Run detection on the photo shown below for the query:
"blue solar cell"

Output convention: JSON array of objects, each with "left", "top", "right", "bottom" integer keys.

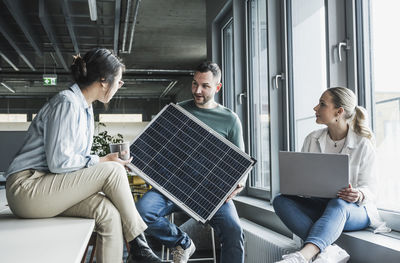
[{"left": 129, "top": 104, "right": 255, "bottom": 223}]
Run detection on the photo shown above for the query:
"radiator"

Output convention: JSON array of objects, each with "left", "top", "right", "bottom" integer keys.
[{"left": 241, "top": 218, "right": 299, "bottom": 263}]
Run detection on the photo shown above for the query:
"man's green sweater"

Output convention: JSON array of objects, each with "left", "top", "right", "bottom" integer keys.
[{"left": 178, "top": 99, "right": 247, "bottom": 185}]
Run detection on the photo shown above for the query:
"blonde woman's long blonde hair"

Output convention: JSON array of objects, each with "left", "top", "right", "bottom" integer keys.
[{"left": 327, "top": 87, "right": 373, "bottom": 140}]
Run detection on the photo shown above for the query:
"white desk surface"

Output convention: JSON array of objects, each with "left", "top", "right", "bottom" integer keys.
[
  {"left": 0, "top": 188, "right": 6, "bottom": 207},
  {"left": 0, "top": 189, "right": 95, "bottom": 263}
]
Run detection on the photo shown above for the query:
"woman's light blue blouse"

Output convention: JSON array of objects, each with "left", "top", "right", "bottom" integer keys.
[{"left": 5, "top": 84, "right": 99, "bottom": 178}]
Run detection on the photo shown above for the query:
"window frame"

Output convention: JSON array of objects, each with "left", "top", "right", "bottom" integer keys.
[
  {"left": 221, "top": 16, "right": 235, "bottom": 111},
  {"left": 355, "top": 0, "right": 400, "bottom": 232},
  {"left": 245, "top": 0, "right": 272, "bottom": 200},
  {"left": 244, "top": 0, "right": 285, "bottom": 201}
]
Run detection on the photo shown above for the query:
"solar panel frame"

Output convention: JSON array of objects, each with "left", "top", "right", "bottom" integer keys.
[{"left": 128, "top": 103, "right": 256, "bottom": 223}]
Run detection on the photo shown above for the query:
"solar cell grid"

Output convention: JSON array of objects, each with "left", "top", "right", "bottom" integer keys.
[{"left": 129, "top": 103, "right": 255, "bottom": 223}]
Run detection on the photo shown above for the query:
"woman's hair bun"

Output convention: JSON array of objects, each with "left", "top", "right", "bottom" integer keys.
[
  {"left": 71, "top": 54, "right": 87, "bottom": 82},
  {"left": 70, "top": 48, "right": 124, "bottom": 89}
]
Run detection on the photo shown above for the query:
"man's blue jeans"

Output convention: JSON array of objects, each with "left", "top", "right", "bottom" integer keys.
[
  {"left": 273, "top": 195, "right": 370, "bottom": 251},
  {"left": 136, "top": 189, "right": 244, "bottom": 263}
]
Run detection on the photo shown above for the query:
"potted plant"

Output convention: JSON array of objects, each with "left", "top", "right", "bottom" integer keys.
[{"left": 91, "top": 122, "right": 124, "bottom": 157}]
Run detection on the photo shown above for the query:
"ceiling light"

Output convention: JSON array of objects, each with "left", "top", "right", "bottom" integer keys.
[
  {"left": 88, "top": 0, "right": 97, "bottom": 21},
  {"left": 1, "top": 82, "right": 16, "bottom": 93}
]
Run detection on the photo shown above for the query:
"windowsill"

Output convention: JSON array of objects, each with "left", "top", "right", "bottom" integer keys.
[
  {"left": 340, "top": 230, "right": 400, "bottom": 252},
  {"left": 234, "top": 195, "right": 400, "bottom": 258},
  {"left": 234, "top": 195, "right": 274, "bottom": 211}
]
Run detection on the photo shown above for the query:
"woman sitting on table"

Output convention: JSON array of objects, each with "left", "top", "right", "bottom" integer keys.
[
  {"left": 273, "top": 87, "right": 389, "bottom": 263},
  {"left": 5, "top": 48, "right": 160, "bottom": 263}
]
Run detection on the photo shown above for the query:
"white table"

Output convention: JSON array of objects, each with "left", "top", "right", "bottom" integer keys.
[{"left": 0, "top": 189, "right": 95, "bottom": 263}]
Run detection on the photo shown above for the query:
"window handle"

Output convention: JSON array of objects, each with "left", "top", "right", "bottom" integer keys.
[
  {"left": 273, "top": 73, "right": 285, "bottom": 89},
  {"left": 338, "top": 39, "right": 351, "bottom": 62},
  {"left": 238, "top": 92, "right": 247, "bottom": 104}
]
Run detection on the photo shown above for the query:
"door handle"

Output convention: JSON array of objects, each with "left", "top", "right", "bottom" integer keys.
[
  {"left": 273, "top": 73, "right": 285, "bottom": 89},
  {"left": 238, "top": 92, "right": 247, "bottom": 104},
  {"left": 338, "top": 39, "right": 351, "bottom": 62}
]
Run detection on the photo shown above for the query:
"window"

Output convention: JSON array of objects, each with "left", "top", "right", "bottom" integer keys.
[
  {"left": 289, "top": 0, "right": 328, "bottom": 150},
  {"left": 221, "top": 18, "right": 235, "bottom": 111},
  {"left": 367, "top": 0, "right": 400, "bottom": 213},
  {"left": 247, "top": 0, "right": 270, "bottom": 192}
]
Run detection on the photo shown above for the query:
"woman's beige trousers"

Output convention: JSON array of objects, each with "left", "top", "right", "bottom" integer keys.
[{"left": 6, "top": 162, "right": 147, "bottom": 263}]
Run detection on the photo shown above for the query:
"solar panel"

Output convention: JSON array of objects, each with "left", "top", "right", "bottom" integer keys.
[{"left": 128, "top": 103, "right": 256, "bottom": 223}]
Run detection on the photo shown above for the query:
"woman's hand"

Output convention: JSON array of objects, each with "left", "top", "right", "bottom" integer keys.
[
  {"left": 100, "top": 151, "right": 133, "bottom": 166},
  {"left": 337, "top": 184, "right": 363, "bottom": 203}
]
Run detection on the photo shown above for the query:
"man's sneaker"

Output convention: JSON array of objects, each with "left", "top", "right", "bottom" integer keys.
[
  {"left": 171, "top": 241, "right": 196, "bottom": 263},
  {"left": 313, "top": 244, "right": 350, "bottom": 263},
  {"left": 275, "top": 251, "right": 309, "bottom": 263}
]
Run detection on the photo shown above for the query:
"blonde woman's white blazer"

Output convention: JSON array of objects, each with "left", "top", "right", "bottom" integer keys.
[{"left": 301, "top": 127, "right": 389, "bottom": 232}]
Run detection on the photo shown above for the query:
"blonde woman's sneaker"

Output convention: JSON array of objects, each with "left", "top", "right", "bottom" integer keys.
[
  {"left": 313, "top": 244, "right": 350, "bottom": 263},
  {"left": 276, "top": 251, "right": 309, "bottom": 263},
  {"left": 171, "top": 241, "right": 196, "bottom": 263}
]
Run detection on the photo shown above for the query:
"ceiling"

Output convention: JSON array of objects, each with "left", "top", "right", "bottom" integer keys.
[{"left": 0, "top": 0, "right": 207, "bottom": 98}]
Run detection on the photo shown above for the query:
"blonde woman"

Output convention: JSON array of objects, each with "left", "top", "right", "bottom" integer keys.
[{"left": 273, "top": 87, "right": 389, "bottom": 263}]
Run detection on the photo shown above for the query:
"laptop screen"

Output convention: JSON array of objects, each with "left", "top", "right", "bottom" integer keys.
[{"left": 279, "top": 151, "right": 349, "bottom": 198}]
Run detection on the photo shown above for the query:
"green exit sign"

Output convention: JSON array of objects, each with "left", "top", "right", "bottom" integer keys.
[{"left": 43, "top": 74, "right": 57, "bottom": 86}]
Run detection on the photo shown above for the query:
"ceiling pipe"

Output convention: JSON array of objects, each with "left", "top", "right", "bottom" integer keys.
[
  {"left": 125, "top": 69, "right": 194, "bottom": 75},
  {"left": 0, "top": 82, "right": 16, "bottom": 93},
  {"left": 0, "top": 68, "right": 194, "bottom": 76},
  {"left": 3, "top": 0, "right": 43, "bottom": 57},
  {"left": 62, "top": 0, "right": 79, "bottom": 54},
  {"left": 127, "top": 0, "right": 142, "bottom": 54},
  {"left": 0, "top": 95, "right": 167, "bottom": 99},
  {"left": 39, "top": 0, "right": 69, "bottom": 71},
  {"left": 88, "top": 0, "right": 98, "bottom": 21},
  {"left": 113, "top": 0, "right": 122, "bottom": 54},
  {"left": 0, "top": 52, "right": 19, "bottom": 71},
  {"left": 0, "top": 16, "right": 36, "bottom": 71},
  {"left": 124, "top": 78, "right": 173, "bottom": 82},
  {"left": 121, "top": 0, "right": 132, "bottom": 52},
  {"left": 160, "top": 80, "right": 178, "bottom": 98},
  {"left": 50, "top": 53, "right": 59, "bottom": 67}
]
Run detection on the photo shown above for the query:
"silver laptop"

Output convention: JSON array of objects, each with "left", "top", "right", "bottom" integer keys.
[{"left": 279, "top": 151, "right": 349, "bottom": 198}]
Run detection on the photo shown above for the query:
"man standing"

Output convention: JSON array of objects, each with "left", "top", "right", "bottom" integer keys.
[{"left": 130, "top": 61, "right": 246, "bottom": 263}]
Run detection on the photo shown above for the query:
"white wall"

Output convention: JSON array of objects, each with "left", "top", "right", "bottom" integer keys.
[
  {"left": 0, "top": 122, "right": 149, "bottom": 143},
  {"left": 95, "top": 122, "right": 149, "bottom": 143},
  {"left": 0, "top": 123, "right": 30, "bottom": 131}
]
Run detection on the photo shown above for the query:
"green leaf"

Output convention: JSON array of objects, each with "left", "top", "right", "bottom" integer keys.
[{"left": 91, "top": 126, "right": 125, "bottom": 157}]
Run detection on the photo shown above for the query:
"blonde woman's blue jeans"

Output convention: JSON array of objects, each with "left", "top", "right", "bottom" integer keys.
[{"left": 273, "top": 194, "right": 370, "bottom": 251}]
